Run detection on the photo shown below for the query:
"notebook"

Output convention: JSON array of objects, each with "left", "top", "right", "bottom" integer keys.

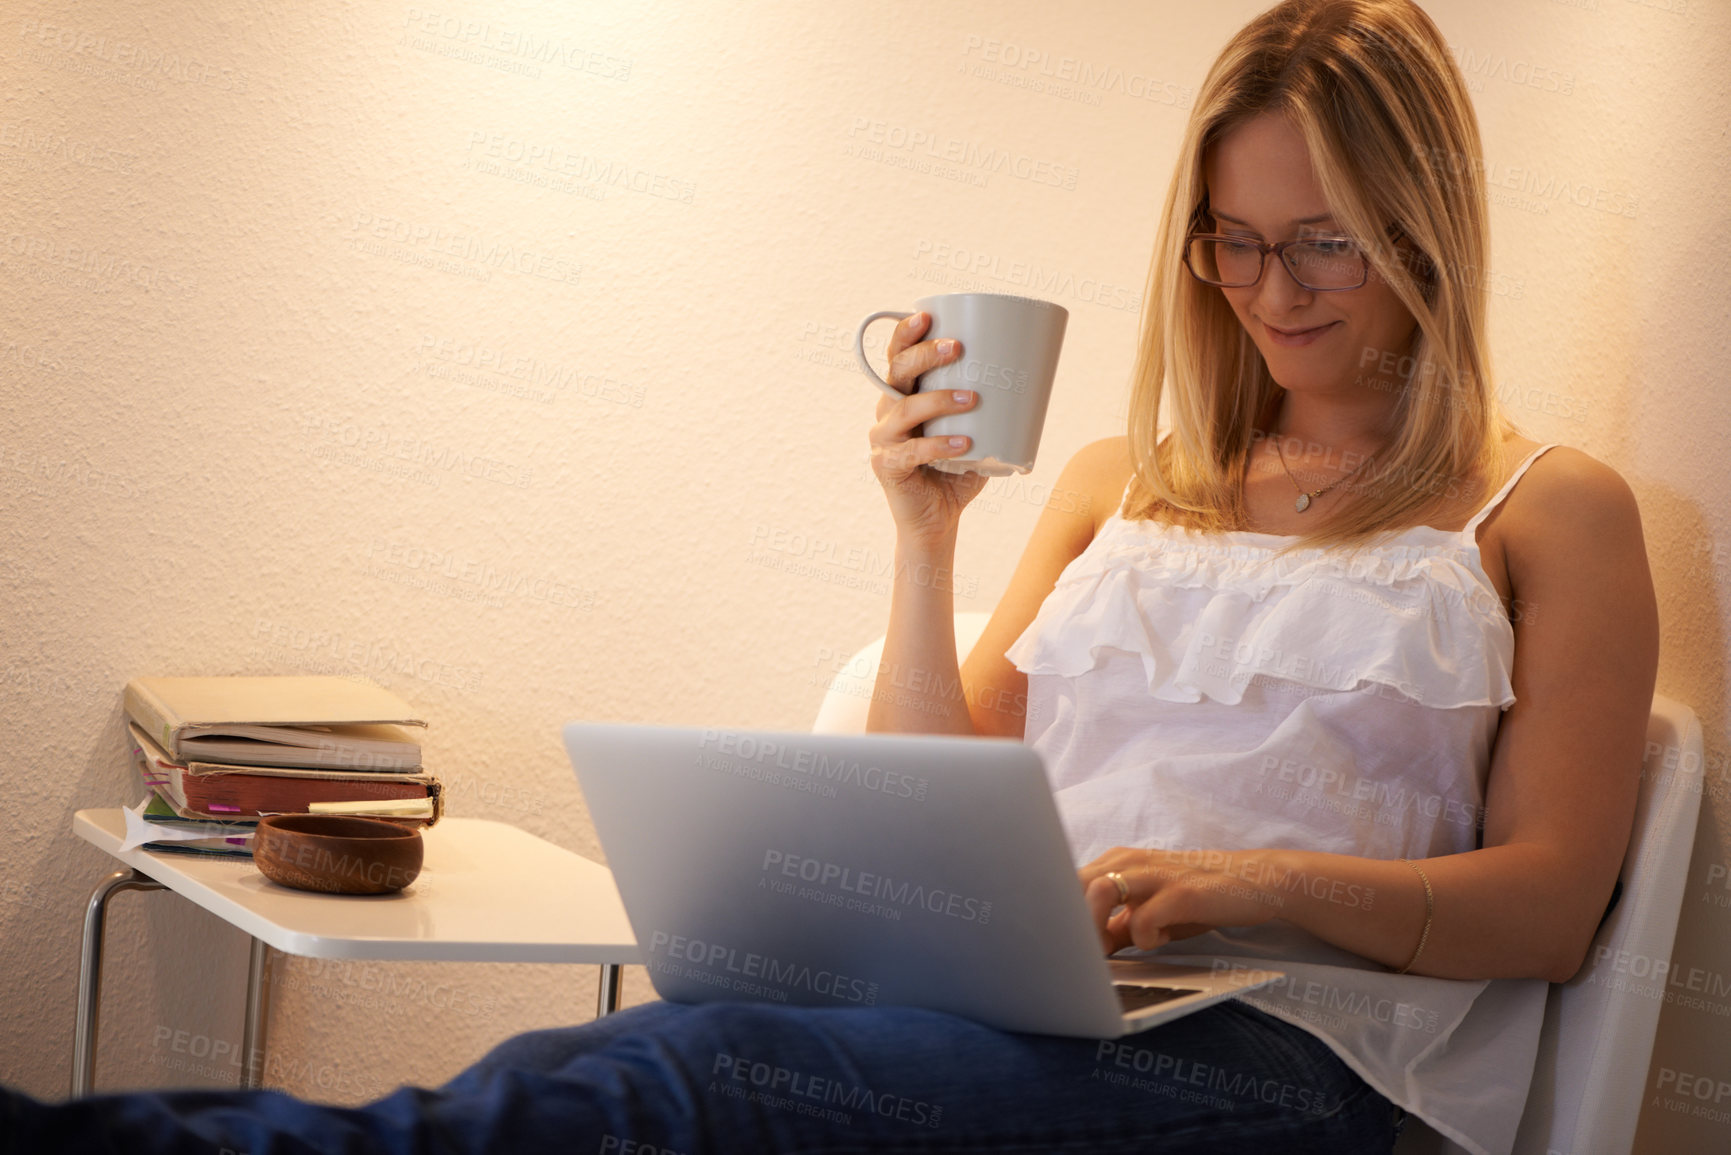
[{"left": 563, "top": 721, "right": 1282, "bottom": 1038}]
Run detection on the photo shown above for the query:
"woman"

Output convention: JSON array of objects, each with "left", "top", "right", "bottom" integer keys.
[
  {"left": 872, "top": 1, "right": 1655, "bottom": 1151},
  {"left": 5, "top": 2, "right": 1655, "bottom": 1153}
]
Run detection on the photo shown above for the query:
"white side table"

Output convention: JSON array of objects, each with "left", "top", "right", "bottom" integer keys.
[{"left": 71, "top": 809, "right": 639, "bottom": 1096}]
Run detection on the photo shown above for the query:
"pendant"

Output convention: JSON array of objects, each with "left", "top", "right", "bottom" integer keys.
[{"left": 1294, "top": 493, "right": 1312, "bottom": 512}]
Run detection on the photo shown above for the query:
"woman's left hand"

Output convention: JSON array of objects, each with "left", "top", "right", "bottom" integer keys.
[{"left": 1079, "top": 847, "right": 1283, "bottom": 956}]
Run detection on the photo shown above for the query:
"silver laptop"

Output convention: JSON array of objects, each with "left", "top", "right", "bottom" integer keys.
[{"left": 563, "top": 722, "right": 1282, "bottom": 1038}]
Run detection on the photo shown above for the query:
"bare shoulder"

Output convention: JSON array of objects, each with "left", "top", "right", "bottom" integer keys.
[
  {"left": 1498, "top": 442, "right": 1647, "bottom": 579},
  {"left": 1057, "top": 435, "right": 1135, "bottom": 535},
  {"left": 1502, "top": 443, "right": 1642, "bottom": 528}
]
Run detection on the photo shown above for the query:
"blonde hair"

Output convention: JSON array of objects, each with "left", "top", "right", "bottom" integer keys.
[{"left": 1124, "top": 0, "right": 1519, "bottom": 552}]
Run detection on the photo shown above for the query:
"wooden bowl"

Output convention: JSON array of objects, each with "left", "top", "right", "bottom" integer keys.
[{"left": 253, "top": 814, "right": 423, "bottom": 895}]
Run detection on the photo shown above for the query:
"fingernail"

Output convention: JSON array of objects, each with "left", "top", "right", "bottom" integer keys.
[
  {"left": 948, "top": 436, "right": 968, "bottom": 448},
  {"left": 952, "top": 390, "right": 973, "bottom": 404},
  {"left": 938, "top": 339, "right": 956, "bottom": 354}
]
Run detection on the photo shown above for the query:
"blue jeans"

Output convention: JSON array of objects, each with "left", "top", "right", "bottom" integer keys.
[{"left": 3, "top": 998, "right": 1402, "bottom": 1154}]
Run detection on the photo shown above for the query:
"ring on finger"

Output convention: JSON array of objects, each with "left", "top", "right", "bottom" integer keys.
[{"left": 1106, "top": 871, "right": 1131, "bottom": 906}]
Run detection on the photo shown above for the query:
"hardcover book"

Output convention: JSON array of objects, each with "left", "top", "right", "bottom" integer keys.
[
  {"left": 130, "top": 723, "right": 441, "bottom": 825},
  {"left": 123, "top": 675, "right": 426, "bottom": 770}
]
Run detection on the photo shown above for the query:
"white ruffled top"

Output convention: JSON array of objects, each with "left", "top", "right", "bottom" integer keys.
[{"left": 1005, "top": 443, "right": 1558, "bottom": 1155}]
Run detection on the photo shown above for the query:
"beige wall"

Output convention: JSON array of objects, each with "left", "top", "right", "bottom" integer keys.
[{"left": 1, "top": 0, "right": 1725, "bottom": 1147}]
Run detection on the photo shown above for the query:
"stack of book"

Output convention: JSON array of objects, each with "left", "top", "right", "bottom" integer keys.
[{"left": 122, "top": 675, "right": 442, "bottom": 858}]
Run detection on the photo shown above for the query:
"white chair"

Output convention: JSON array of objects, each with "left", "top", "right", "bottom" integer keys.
[
  {"left": 812, "top": 617, "right": 1704, "bottom": 1155},
  {"left": 1499, "top": 693, "right": 1700, "bottom": 1155}
]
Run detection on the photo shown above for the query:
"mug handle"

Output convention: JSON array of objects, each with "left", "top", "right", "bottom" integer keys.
[{"left": 853, "top": 310, "right": 914, "bottom": 400}]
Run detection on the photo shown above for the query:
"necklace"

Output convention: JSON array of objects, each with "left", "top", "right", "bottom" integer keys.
[{"left": 1270, "top": 432, "right": 1380, "bottom": 513}]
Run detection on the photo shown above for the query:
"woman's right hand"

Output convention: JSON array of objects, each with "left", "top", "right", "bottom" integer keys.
[{"left": 869, "top": 311, "right": 990, "bottom": 551}]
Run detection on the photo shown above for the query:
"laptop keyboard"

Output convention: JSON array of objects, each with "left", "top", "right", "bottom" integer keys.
[{"left": 1115, "top": 983, "right": 1205, "bottom": 1013}]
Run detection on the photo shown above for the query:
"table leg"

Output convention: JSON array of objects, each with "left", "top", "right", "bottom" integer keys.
[
  {"left": 72, "top": 869, "right": 167, "bottom": 1097},
  {"left": 240, "top": 937, "right": 271, "bottom": 1088},
  {"left": 596, "top": 963, "right": 623, "bottom": 1018}
]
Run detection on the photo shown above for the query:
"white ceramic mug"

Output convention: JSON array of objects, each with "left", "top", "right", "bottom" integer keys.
[{"left": 853, "top": 292, "right": 1068, "bottom": 476}]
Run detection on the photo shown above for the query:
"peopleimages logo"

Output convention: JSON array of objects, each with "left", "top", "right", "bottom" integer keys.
[
  {"left": 1093, "top": 1040, "right": 1334, "bottom": 1114},
  {"left": 710, "top": 1053, "right": 944, "bottom": 1128},
  {"left": 696, "top": 729, "right": 930, "bottom": 801},
  {"left": 760, "top": 850, "right": 993, "bottom": 924},
  {"left": 647, "top": 931, "right": 879, "bottom": 1005},
  {"left": 1211, "top": 961, "right": 1439, "bottom": 1033}
]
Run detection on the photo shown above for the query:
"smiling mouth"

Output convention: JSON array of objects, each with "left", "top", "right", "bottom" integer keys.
[{"left": 1264, "top": 321, "right": 1337, "bottom": 337}]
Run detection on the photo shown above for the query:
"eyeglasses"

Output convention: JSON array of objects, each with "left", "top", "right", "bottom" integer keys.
[{"left": 1184, "top": 232, "right": 1372, "bottom": 292}]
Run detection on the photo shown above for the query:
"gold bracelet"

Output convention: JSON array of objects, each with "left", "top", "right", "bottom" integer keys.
[{"left": 1396, "top": 858, "right": 1433, "bottom": 975}]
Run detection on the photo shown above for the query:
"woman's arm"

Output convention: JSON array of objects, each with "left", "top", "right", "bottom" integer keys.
[
  {"left": 1083, "top": 448, "right": 1660, "bottom": 983},
  {"left": 868, "top": 436, "right": 1127, "bottom": 737}
]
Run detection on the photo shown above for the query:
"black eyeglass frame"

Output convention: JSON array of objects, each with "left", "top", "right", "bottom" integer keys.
[{"left": 1182, "top": 231, "right": 1375, "bottom": 293}]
